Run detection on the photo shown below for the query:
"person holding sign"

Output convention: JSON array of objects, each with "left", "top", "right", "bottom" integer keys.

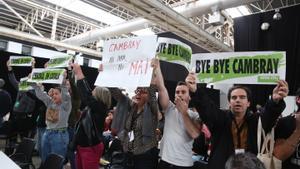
[
  {"left": 71, "top": 63, "right": 111, "bottom": 169},
  {"left": 153, "top": 58, "right": 200, "bottom": 169},
  {"left": 187, "top": 72, "right": 288, "bottom": 169},
  {"left": 273, "top": 88, "right": 300, "bottom": 169},
  {"left": 32, "top": 70, "right": 71, "bottom": 165},
  {"left": 107, "top": 60, "right": 159, "bottom": 169}
]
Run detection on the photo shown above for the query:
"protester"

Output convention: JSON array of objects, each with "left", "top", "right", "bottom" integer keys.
[
  {"left": 0, "top": 78, "right": 12, "bottom": 128},
  {"left": 154, "top": 58, "right": 200, "bottom": 169},
  {"left": 108, "top": 59, "right": 159, "bottom": 169},
  {"left": 187, "top": 71, "right": 288, "bottom": 169},
  {"left": 273, "top": 87, "right": 300, "bottom": 169},
  {"left": 32, "top": 71, "right": 71, "bottom": 163},
  {"left": 71, "top": 63, "right": 111, "bottom": 169}
]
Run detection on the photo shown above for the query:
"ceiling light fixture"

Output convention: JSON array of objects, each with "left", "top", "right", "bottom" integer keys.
[{"left": 273, "top": 9, "right": 282, "bottom": 20}]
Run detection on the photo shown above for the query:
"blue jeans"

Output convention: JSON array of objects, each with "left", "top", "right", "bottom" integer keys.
[
  {"left": 37, "top": 127, "right": 46, "bottom": 158},
  {"left": 67, "top": 127, "right": 76, "bottom": 169},
  {"left": 41, "top": 129, "right": 69, "bottom": 162}
]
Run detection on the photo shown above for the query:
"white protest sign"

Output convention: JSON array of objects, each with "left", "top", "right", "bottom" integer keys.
[
  {"left": 95, "top": 36, "right": 157, "bottom": 88},
  {"left": 0, "top": 151, "right": 21, "bottom": 169},
  {"left": 47, "top": 55, "right": 73, "bottom": 68},
  {"left": 28, "top": 68, "right": 65, "bottom": 84},
  {"left": 157, "top": 37, "right": 192, "bottom": 69},
  {"left": 19, "top": 77, "right": 33, "bottom": 91},
  {"left": 9, "top": 56, "right": 33, "bottom": 67},
  {"left": 191, "top": 51, "right": 286, "bottom": 84}
]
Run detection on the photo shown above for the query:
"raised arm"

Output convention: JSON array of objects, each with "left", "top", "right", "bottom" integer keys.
[
  {"left": 71, "top": 63, "right": 94, "bottom": 107},
  {"left": 32, "top": 83, "right": 52, "bottom": 106},
  {"left": 151, "top": 58, "right": 169, "bottom": 111},
  {"left": 187, "top": 72, "right": 226, "bottom": 132},
  {"left": 261, "top": 80, "right": 288, "bottom": 132},
  {"left": 274, "top": 114, "right": 300, "bottom": 160},
  {"left": 7, "top": 60, "right": 19, "bottom": 91}
]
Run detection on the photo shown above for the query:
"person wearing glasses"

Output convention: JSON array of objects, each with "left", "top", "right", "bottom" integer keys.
[{"left": 107, "top": 61, "right": 159, "bottom": 169}]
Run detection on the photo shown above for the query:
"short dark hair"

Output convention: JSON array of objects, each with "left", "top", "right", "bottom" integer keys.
[
  {"left": 225, "top": 152, "right": 266, "bottom": 169},
  {"left": 227, "top": 85, "right": 252, "bottom": 102},
  {"left": 176, "top": 81, "right": 187, "bottom": 87}
]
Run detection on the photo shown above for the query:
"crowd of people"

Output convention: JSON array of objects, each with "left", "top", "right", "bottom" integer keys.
[{"left": 0, "top": 57, "right": 299, "bottom": 169}]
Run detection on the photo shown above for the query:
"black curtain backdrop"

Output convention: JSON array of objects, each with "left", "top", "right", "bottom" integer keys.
[{"left": 234, "top": 4, "right": 300, "bottom": 106}]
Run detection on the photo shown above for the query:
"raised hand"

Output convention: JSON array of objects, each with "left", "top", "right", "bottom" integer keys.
[
  {"left": 272, "top": 80, "right": 289, "bottom": 102},
  {"left": 185, "top": 72, "right": 197, "bottom": 92},
  {"left": 175, "top": 96, "right": 188, "bottom": 115},
  {"left": 71, "top": 63, "right": 84, "bottom": 80}
]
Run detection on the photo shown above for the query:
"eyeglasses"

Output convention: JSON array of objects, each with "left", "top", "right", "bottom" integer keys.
[{"left": 135, "top": 88, "right": 148, "bottom": 95}]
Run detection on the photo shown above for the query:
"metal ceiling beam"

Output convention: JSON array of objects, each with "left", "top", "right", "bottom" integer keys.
[
  {"left": 0, "top": 26, "right": 101, "bottom": 58},
  {"left": 62, "top": 0, "right": 258, "bottom": 50},
  {"left": 0, "top": 0, "right": 44, "bottom": 37}
]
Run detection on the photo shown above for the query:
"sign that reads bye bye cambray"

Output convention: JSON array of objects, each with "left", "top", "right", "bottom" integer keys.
[{"left": 191, "top": 51, "right": 286, "bottom": 84}]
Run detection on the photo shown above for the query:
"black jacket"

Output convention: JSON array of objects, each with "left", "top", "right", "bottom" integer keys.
[
  {"left": 75, "top": 78, "right": 107, "bottom": 147},
  {"left": 191, "top": 88, "right": 286, "bottom": 169}
]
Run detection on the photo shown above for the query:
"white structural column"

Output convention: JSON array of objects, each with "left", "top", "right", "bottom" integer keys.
[
  {"left": 62, "top": 0, "right": 259, "bottom": 47},
  {"left": 51, "top": 7, "right": 59, "bottom": 40},
  {"left": 0, "top": 0, "right": 44, "bottom": 37}
]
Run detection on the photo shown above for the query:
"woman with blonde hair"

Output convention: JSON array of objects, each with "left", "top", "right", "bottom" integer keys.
[{"left": 71, "top": 63, "right": 111, "bottom": 169}]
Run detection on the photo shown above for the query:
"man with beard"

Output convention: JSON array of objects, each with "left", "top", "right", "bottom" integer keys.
[{"left": 274, "top": 88, "right": 300, "bottom": 169}]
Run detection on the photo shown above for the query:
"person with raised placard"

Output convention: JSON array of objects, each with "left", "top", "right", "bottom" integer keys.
[
  {"left": 32, "top": 68, "right": 71, "bottom": 165},
  {"left": 273, "top": 88, "right": 300, "bottom": 169},
  {"left": 187, "top": 72, "right": 288, "bottom": 169},
  {"left": 106, "top": 59, "right": 159, "bottom": 169}
]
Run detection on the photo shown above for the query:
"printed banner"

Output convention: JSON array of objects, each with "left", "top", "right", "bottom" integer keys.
[
  {"left": 95, "top": 36, "right": 157, "bottom": 89},
  {"left": 9, "top": 56, "right": 33, "bottom": 66},
  {"left": 19, "top": 77, "right": 33, "bottom": 91},
  {"left": 47, "top": 55, "right": 73, "bottom": 68},
  {"left": 191, "top": 51, "right": 286, "bottom": 84},
  {"left": 28, "top": 68, "right": 65, "bottom": 84},
  {"left": 156, "top": 37, "right": 192, "bottom": 69}
]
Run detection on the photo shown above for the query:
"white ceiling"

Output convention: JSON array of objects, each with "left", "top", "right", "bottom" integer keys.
[{"left": 0, "top": 0, "right": 299, "bottom": 57}]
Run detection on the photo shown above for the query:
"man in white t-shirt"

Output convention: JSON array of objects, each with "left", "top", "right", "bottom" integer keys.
[{"left": 152, "top": 59, "right": 200, "bottom": 169}]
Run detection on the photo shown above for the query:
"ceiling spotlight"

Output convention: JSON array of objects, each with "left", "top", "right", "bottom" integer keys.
[
  {"left": 273, "top": 9, "right": 282, "bottom": 20},
  {"left": 261, "top": 22, "right": 270, "bottom": 31}
]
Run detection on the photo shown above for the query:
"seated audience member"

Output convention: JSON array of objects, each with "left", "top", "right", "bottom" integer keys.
[
  {"left": 225, "top": 152, "right": 266, "bottom": 169},
  {"left": 273, "top": 87, "right": 300, "bottom": 169},
  {"left": 187, "top": 71, "right": 288, "bottom": 169},
  {"left": 154, "top": 59, "right": 200, "bottom": 169}
]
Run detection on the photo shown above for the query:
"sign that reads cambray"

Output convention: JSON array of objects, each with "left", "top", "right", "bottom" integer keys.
[
  {"left": 47, "top": 55, "right": 73, "bottom": 68},
  {"left": 95, "top": 35, "right": 157, "bottom": 89},
  {"left": 191, "top": 51, "right": 286, "bottom": 84},
  {"left": 9, "top": 56, "right": 33, "bottom": 66},
  {"left": 156, "top": 37, "right": 192, "bottom": 69},
  {"left": 28, "top": 68, "right": 65, "bottom": 84},
  {"left": 19, "top": 77, "right": 33, "bottom": 91}
]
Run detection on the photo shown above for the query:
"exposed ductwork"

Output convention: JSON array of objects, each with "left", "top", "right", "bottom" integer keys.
[
  {"left": 0, "top": 26, "right": 101, "bottom": 57},
  {"left": 62, "top": 0, "right": 259, "bottom": 47}
]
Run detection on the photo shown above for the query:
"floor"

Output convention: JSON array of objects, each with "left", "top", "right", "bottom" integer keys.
[{"left": 0, "top": 137, "right": 104, "bottom": 169}]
